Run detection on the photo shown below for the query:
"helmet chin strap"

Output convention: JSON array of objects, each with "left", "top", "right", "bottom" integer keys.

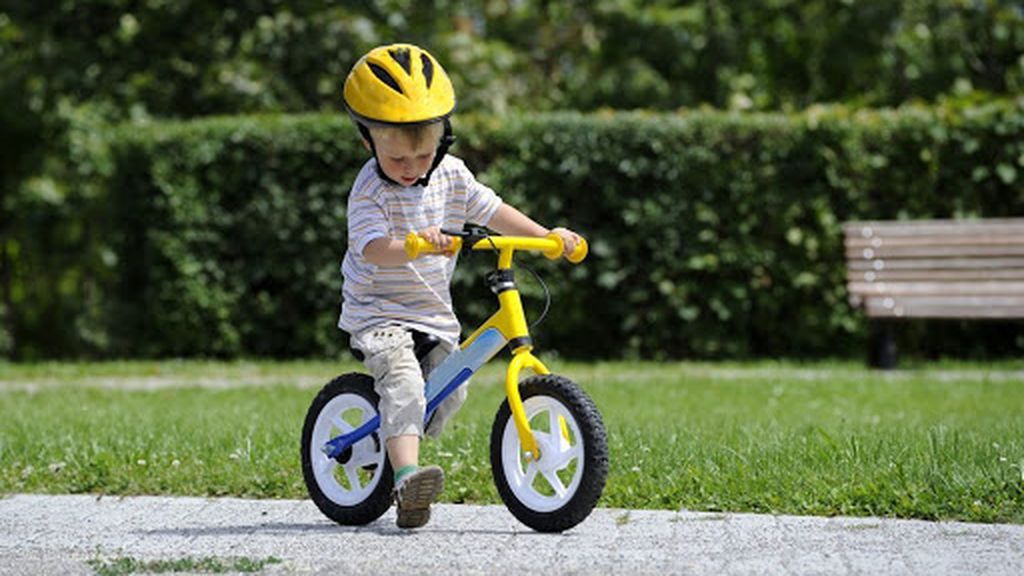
[{"left": 358, "top": 119, "right": 456, "bottom": 188}]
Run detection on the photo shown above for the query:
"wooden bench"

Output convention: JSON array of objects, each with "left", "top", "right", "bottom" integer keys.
[{"left": 842, "top": 218, "right": 1024, "bottom": 368}]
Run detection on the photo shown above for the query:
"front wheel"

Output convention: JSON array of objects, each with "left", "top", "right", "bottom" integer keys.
[
  {"left": 490, "top": 374, "right": 609, "bottom": 532},
  {"left": 300, "top": 373, "right": 393, "bottom": 526}
]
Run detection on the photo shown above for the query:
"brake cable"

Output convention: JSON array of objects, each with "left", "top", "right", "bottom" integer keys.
[{"left": 443, "top": 226, "right": 552, "bottom": 331}]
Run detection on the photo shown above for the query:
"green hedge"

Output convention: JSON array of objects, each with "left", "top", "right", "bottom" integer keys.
[
  {"left": 34, "top": 99, "right": 1024, "bottom": 359},
  {"left": 472, "top": 101, "right": 1024, "bottom": 359},
  {"left": 98, "top": 115, "right": 365, "bottom": 358}
]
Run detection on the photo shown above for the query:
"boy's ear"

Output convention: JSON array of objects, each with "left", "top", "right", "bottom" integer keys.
[{"left": 361, "top": 137, "right": 372, "bottom": 152}]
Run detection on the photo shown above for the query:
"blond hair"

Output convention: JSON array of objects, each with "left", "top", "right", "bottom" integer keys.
[{"left": 368, "top": 122, "right": 444, "bottom": 150}]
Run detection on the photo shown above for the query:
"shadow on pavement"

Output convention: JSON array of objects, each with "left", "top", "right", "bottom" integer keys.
[{"left": 134, "top": 521, "right": 569, "bottom": 538}]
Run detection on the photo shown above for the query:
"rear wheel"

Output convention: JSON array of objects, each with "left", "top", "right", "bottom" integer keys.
[
  {"left": 490, "top": 374, "right": 608, "bottom": 532},
  {"left": 300, "top": 373, "right": 393, "bottom": 525}
]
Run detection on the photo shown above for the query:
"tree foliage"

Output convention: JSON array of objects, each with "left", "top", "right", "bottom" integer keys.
[
  {"left": 1, "top": 1, "right": 1021, "bottom": 358},
  {"left": 2, "top": 1, "right": 1021, "bottom": 120}
]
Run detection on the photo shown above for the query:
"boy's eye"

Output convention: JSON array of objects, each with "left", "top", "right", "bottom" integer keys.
[{"left": 417, "top": 153, "right": 431, "bottom": 160}]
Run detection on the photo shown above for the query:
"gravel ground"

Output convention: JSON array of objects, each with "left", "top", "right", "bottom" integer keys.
[{"left": 1, "top": 494, "right": 1022, "bottom": 575}]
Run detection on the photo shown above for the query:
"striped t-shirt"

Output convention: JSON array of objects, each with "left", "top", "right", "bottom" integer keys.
[{"left": 338, "top": 155, "right": 503, "bottom": 345}]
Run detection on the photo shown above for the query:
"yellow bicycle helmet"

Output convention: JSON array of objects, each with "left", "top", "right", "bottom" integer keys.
[
  {"left": 343, "top": 43, "right": 458, "bottom": 187},
  {"left": 343, "top": 43, "right": 456, "bottom": 125}
]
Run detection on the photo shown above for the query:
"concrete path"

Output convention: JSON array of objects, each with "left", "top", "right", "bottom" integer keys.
[{"left": 1, "top": 494, "right": 1022, "bottom": 575}]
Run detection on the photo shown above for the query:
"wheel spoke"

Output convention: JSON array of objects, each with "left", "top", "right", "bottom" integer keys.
[
  {"left": 522, "top": 461, "right": 539, "bottom": 490},
  {"left": 546, "top": 407, "right": 575, "bottom": 450},
  {"left": 532, "top": 429, "right": 552, "bottom": 449},
  {"left": 348, "top": 454, "right": 377, "bottom": 469},
  {"left": 344, "top": 464, "right": 363, "bottom": 491},
  {"left": 349, "top": 442, "right": 380, "bottom": 469},
  {"left": 560, "top": 418, "right": 574, "bottom": 452},
  {"left": 331, "top": 415, "right": 353, "bottom": 434},
  {"left": 552, "top": 443, "right": 582, "bottom": 472},
  {"left": 547, "top": 409, "right": 560, "bottom": 439},
  {"left": 316, "top": 454, "right": 336, "bottom": 477},
  {"left": 542, "top": 470, "right": 568, "bottom": 498}
]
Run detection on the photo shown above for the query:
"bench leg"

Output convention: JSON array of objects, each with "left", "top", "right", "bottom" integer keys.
[{"left": 868, "top": 320, "right": 898, "bottom": 369}]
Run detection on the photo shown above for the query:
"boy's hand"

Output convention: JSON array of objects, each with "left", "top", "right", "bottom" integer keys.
[
  {"left": 550, "top": 227, "right": 583, "bottom": 257},
  {"left": 417, "top": 227, "right": 457, "bottom": 256}
]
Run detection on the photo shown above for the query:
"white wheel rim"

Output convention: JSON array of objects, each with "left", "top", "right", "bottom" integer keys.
[
  {"left": 309, "top": 393, "right": 385, "bottom": 505},
  {"left": 501, "top": 395, "right": 585, "bottom": 513}
]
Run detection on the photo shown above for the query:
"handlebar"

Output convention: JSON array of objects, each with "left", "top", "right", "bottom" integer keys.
[{"left": 404, "top": 231, "right": 588, "bottom": 264}]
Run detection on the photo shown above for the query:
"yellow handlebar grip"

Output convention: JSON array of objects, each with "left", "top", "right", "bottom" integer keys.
[
  {"left": 543, "top": 233, "right": 589, "bottom": 263},
  {"left": 567, "top": 237, "right": 588, "bottom": 264},
  {"left": 542, "top": 234, "right": 564, "bottom": 260},
  {"left": 404, "top": 232, "right": 424, "bottom": 260},
  {"left": 404, "top": 232, "right": 462, "bottom": 260}
]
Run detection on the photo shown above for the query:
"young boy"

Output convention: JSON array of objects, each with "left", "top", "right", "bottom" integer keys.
[{"left": 339, "top": 43, "right": 582, "bottom": 529}]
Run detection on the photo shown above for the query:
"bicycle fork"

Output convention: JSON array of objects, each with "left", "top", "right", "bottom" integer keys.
[{"left": 504, "top": 348, "right": 549, "bottom": 460}]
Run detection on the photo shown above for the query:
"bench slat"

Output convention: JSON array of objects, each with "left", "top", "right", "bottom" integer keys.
[
  {"left": 845, "top": 234, "right": 1024, "bottom": 249},
  {"left": 843, "top": 219, "right": 1024, "bottom": 238},
  {"left": 846, "top": 257, "right": 1024, "bottom": 271},
  {"left": 862, "top": 296, "right": 1024, "bottom": 319},
  {"left": 865, "top": 305, "right": 1024, "bottom": 319},
  {"left": 847, "top": 269, "right": 1024, "bottom": 282},
  {"left": 848, "top": 281, "right": 1024, "bottom": 297},
  {"left": 845, "top": 244, "right": 1024, "bottom": 259}
]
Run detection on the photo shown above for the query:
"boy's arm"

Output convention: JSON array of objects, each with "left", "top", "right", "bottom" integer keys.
[
  {"left": 363, "top": 203, "right": 579, "bottom": 265},
  {"left": 362, "top": 237, "right": 411, "bottom": 267},
  {"left": 487, "top": 204, "right": 549, "bottom": 237},
  {"left": 487, "top": 204, "right": 581, "bottom": 256},
  {"left": 363, "top": 227, "right": 457, "bottom": 266}
]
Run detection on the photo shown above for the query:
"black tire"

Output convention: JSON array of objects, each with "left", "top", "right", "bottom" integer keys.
[
  {"left": 490, "top": 374, "right": 608, "bottom": 532},
  {"left": 300, "top": 373, "right": 394, "bottom": 526}
]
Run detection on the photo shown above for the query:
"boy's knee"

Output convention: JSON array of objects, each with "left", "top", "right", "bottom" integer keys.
[
  {"left": 382, "top": 417, "right": 424, "bottom": 441},
  {"left": 376, "top": 377, "right": 427, "bottom": 440}
]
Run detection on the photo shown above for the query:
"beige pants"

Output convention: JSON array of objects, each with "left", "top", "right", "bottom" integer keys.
[{"left": 351, "top": 326, "right": 468, "bottom": 440}]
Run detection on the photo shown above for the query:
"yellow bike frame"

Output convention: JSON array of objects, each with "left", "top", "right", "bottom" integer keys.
[{"left": 406, "top": 232, "right": 587, "bottom": 460}]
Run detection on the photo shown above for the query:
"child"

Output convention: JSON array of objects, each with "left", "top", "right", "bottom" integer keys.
[{"left": 338, "top": 43, "right": 582, "bottom": 529}]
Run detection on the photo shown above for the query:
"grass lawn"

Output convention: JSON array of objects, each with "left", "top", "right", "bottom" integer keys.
[{"left": 1, "top": 359, "right": 1022, "bottom": 523}]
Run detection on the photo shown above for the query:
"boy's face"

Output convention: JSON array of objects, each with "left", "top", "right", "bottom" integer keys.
[{"left": 367, "top": 129, "right": 440, "bottom": 187}]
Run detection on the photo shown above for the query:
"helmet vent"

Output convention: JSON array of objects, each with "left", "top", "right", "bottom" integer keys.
[
  {"left": 420, "top": 54, "right": 434, "bottom": 88},
  {"left": 368, "top": 62, "right": 403, "bottom": 94},
  {"left": 388, "top": 47, "right": 412, "bottom": 75}
]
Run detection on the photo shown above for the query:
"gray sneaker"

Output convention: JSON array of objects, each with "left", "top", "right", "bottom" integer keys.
[{"left": 394, "top": 465, "right": 445, "bottom": 529}]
